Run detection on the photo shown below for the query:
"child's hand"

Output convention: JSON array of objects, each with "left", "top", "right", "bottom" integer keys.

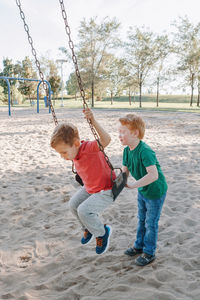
[
  {"left": 125, "top": 183, "right": 136, "bottom": 189},
  {"left": 83, "top": 108, "right": 95, "bottom": 123}
]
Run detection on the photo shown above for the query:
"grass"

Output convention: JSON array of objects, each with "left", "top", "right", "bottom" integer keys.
[
  {"left": 103, "top": 94, "right": 194, "bottom": 103},
  {"left": 1, "top": 95, "right": 200, "bottom": 113}
]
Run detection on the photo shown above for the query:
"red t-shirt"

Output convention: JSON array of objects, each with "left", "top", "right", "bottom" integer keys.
[{"left": 73, "top": 140, "right": 115, "bottom": 194}]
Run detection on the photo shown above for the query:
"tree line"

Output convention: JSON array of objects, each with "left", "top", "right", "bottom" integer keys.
[
  {"left": 0, "top": 57, "right": 61, "bottom": 105},
  {"left": 1, "top": 15, "right": 200, "bottom": 107}
]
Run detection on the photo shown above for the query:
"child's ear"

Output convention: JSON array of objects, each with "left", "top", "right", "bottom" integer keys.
[
  {"left": 74, "top": 139, "right": 81, "bottom": 148},
  {"left": 133, "top": 129, "right": 139, "bottom": 137}
]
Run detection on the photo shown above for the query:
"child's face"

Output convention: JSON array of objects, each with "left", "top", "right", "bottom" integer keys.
[
  {"left": 54, "top": 140, "right": 80, "bottom": 160},
  {"left": 118, "top": 123, "right": 138, "bottom": 146}
]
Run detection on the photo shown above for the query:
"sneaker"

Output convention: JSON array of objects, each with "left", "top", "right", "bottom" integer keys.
[
  {"left": 124, "top": 247, "right": 143, "bottom": 257},
  {"left": 135, "top": 253, "right": 156, "bottom": 266},
  {"left": 81, "top": 229, "right": 93, "bottom": 245},
  {"left": 96, "top": 225, "right": 112, "bottom": 255}
]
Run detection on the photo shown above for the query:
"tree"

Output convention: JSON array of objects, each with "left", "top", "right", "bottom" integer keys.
[
  {"left": 76, "top": 17, "right": 121, "bottom": 107},
  {"left": 103, "top": 55, "right": 127, "bottom": 104},
  {"left": 172, "top": 16, "right": 200, "bottom": 106},
  {"left": 197, "top": 72, "right": 200, "bottom": 107},
  {"left": 18, "top": 57, "right": 38, "bottom": 104},
  {"left": 0, "top": 86, "right": 6, "bottom": 103},
  {"left": 66, "top": 72, "right": 79, "bottom": 100},
  {"left": 0, "top": 58, "right": 16, "bottom": 96},
  {"left": 153, "top": 34, "right": 171, "bottom": 106},
  {"left": 121, "top": 58, "right": 138, "bottom": 105},
  {"left": 47, "top": 60, "right": 61, "bottom": 101},
  {"left": 125, "top": 26, "right": 162, "bottom": 107},
  {"left": 38, "top": 56, "right": 62, "bottom": 102}
]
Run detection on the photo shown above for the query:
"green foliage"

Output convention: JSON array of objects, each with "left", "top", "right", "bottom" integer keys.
[
  {"left": 124, "top": 26, "right": 172, "bottom": 106},
  {"left": 0, "top": 58, "right": 17, "bottom": 94},
  {"left": 66, "top": 72, "right": 79, "bottom": 95},
  {"left": 172, "top": 16, "right": 200, "bottom": 85},
  {"left": 47, "top": 60, "right": 61, "bottom": 96},
  {"left": 77, "top": 17, "right": 121, "bottom": 106},
  {"left": 18, "top": 57, "right": 37, "bottom": 98},
  {"left": 0, "top": 86, "right": 6, "bottom": 103},
  {"left": 48, "top": 75, "right": 61, "bottom": 96}
]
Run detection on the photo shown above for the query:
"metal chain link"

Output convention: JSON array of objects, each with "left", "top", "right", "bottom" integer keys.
[
  {"left": 58, "top": 0, "right": 114, "bottom": 170},
  {"left": 15, "top": 0, "right": 58, "bottom": 126}
]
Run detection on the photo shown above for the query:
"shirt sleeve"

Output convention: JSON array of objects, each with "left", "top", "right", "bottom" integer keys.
[
  {"left": 141, "top": 148, "right": 157, "bottom": 167},
  {"left": 84, "top": 140, "right": 100, "bottom": 153},
  {"left": 122, "top": 148, "right": 128, "bottom": 166}
]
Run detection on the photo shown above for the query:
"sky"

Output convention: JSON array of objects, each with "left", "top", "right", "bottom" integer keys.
[{"left": 0, "top": 0, "right": 200, "bottom": 80}]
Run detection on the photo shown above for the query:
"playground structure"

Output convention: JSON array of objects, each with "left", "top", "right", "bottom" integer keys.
[{"left": 0, "top": 76, "right": 52, "bottom": 116}]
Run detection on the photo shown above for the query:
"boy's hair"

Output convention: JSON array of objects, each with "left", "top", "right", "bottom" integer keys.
[
  {"left": 50, "top": 123, "right": 80, "bottom": 148},
  {"left": 119, "top": 114, "right": 145, "bottom": 139}
]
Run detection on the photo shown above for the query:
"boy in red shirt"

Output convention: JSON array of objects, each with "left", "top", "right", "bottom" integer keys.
[{"left": 50, "top": 108, "right": 115, "bottom": 255}]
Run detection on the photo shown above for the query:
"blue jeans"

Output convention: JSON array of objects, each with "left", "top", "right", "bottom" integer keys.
[{"left": 134, "top": 191, "right": 166, "bottom": 256}]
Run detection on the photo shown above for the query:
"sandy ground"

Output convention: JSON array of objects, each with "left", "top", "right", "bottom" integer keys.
[{"left": 0, "top": 106, "right": 200, "bottom": 300}]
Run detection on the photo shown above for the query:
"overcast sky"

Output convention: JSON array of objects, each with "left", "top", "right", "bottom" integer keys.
[{"left": 0, "top": 0, "right": 200, "bottom": 76}]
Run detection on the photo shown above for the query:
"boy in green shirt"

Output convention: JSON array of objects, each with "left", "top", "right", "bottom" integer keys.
[{"left": 119, "top": 114, "right": 167, "bottom": 266}]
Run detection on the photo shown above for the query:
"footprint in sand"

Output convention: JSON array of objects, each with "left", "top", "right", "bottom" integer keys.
[
  {"left": 17, "top": 254, "right": 32, "bottom": 268},
  {"left": 35, "top": 240, "right": 49, "bottom": 258},
  {"left": 62, "top": 194, "right": 70, "bottom": 203},
  {"left": 44, "top": 186, "right": 54, "bottom": 192},
  {"left": 184, "top": 218, "right": 197, "bottom": 226}
]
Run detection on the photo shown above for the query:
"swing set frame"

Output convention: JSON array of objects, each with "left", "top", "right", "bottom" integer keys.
[{"left": 0, "top": 76, "right": 52, "bottom": 116}]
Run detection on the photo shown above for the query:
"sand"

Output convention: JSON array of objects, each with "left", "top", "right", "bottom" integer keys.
[{"left": 0, "top": 106, "right": 200, "bottom": 300}]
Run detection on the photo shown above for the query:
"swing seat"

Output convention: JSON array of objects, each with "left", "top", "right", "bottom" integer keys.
[
  {"left": 75, "top": 173, "right": 84, "bottom": 186},
  {"left": 112, "top": 171, "right": 127, "bottom": 201}
]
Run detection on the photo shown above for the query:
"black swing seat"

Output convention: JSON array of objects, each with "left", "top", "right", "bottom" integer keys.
[
  {"left": 112, "top": 171, "right": 127, "bottom": 201},
  {"left": 75, "top": 173, "right": 84, "bottom": 186}
]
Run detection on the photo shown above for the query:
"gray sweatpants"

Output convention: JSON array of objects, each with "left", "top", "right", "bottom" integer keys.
[{"left": 69, "top": 186, "right": 113, "bottom": 237}]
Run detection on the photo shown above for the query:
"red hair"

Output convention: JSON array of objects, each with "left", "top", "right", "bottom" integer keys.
[{"left": 119, "top": 114, "right": 145, "bottom": 139}]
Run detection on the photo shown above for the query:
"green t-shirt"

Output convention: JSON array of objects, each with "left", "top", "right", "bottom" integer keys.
[{"left": 123, "top": 141, "right": 168, "bottom": 200}]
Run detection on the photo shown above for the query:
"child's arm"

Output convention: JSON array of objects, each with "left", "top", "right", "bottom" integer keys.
[
  {"left": 83, "top": 108, "right": 111, "bottom": 148},
  {"left": 126, "top": 165, "right": 158, "bottom": 189}
]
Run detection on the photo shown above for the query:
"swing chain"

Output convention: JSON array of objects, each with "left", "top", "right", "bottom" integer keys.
[
  {"left": 59, "top": 0, "right": 114, "bottom": 171},
  {"left": 15, "top": 0, "right": 58, "bottom": 126}
]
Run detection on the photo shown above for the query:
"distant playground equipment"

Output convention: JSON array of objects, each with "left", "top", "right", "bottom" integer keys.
[{"left": 0, "top": 76, "right": 52, "bottom": 116}]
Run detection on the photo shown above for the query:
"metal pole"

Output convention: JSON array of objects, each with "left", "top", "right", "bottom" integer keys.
[
  {"left": 60, "top": 62, "right": 64, "bottom": 107},
  {"left": 37, "top": 81, "right": 40, "bottom": 113},
  {"left": 7, "top": 79, "right": 11, "bottom": 116},
  {"left": 44, "top": 80, "right": 52, "bottom": 114}
]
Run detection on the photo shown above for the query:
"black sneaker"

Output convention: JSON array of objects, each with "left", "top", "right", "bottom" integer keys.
[
  {"left": 135, "top": 253, "right": 156, "bottom": 266},
  {"left": 96, "top": 225, "right": 112, "bottom": 255},
  {"left": 81, "top": 229, "right": 93, "bottom": 245},
  {"left": 124, "top": 247, "right": 143, "bottom": 257}
]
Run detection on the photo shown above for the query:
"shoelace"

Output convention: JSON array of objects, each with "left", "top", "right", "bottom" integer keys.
[{"left": 96, "top": 237, "right": 103, "bottom": 247}]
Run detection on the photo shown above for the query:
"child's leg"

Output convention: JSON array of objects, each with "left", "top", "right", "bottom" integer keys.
[
  {"left": 69, "top": 186, "right": 90, "bottom": 230},
  {"left": 143, "top": 193, "right": 166, "bottom": 256},
  {"left": 77, "top": 189, "right": 113, "bottom": 237},
  {"left": 134, "top": 192, "right": 146, "bottom": 250}
]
